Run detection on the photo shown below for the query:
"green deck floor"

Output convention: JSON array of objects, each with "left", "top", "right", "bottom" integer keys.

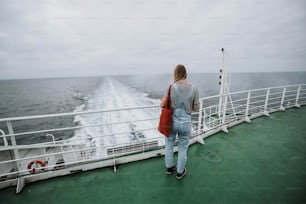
[{"left": 1, "top": 107, "right": 306, "bottom": 204}]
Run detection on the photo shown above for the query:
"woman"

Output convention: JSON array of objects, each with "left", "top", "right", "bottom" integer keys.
[{"left": 160, "top": 64, "right": 199, "bottom": 179}]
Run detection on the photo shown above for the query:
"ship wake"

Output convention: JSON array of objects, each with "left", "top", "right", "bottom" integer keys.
[{"left": 71, "top": 77, "right": 163, "bottom": 157}]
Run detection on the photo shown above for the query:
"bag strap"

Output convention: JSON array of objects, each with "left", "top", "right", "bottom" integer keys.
[
  {"left": 166, "top": 85, "right": 172, "bottom": 109},
  {"left": 172, "top": 84, "right": 181, "bottom": 105},
  {"left": 184, "top": 85, "right": 194, "bottom": 104}
]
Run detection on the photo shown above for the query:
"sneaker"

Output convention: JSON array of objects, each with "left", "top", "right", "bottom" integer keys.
[
  {"left": 176, "top": 168, "right": 187, "bottom": 179},
  {"left": 166, "top": 165, "right": 176, "bottom": 175}
]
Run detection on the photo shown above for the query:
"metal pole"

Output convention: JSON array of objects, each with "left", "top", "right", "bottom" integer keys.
[
  {"left": 197, "top": 99, "right": 203, "bottom": 133},
  {"left": 264, "top": 89, "right": 270, "bottom": 116},
  {"left": 280, "top": 87, "right": 286, "bottom": 111},
  {"left": 0, "top": 129, "right": 8, "bottom": 146},
  {"left": 245, "top": 91, "right": 251, "bottom": 122},
  {"left": 6, "top": 121, "right": 21, "bottom": 172},
  {"left": 46, "top": 133, "right": 55, "bottom": 144},
  {"left": 295, "top": 85, "right": 301, "bottom": 107},
  {"left": 218, "top": 48, "right": 225, "bottom": 118},
  {"left": 221, "top": 94, "right": 229, "bottom": 133},
  {"left": 222, "top": 94, "right": 228, "bottom": 125}
]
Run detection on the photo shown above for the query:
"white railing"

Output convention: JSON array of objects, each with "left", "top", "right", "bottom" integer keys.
[
  {"left": 0, "top": 105, "right": 166, "bottom": 178},
  {"left": 0, "top": 84, "right": 305, "bottom": 188},
  {"left": 196, "top": 84, "right": 306, "bottom": 134}
]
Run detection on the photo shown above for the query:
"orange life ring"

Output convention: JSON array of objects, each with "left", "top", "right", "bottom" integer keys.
[{"left": 27, "top": 160, "right": 46, "bottom": 173}]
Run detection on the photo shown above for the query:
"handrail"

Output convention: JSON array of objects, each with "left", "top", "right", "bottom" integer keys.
[
  {"left": 0, "top": 104, "right": 160, "bottom": 122},
  {"left": 0, "top": 84, "right": 304, "bottom": 123},
  {"left": 225, "top": 84, "right": 305, "bottom": 95},
  {"left": 0, "top": 83, "right": 305, "bottom": 190},
  {"left": 0, "top": 117, "right": 160, "bottom": 138}
]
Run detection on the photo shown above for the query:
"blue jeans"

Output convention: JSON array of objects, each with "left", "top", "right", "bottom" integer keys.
[{"left": 165, "top": 108, "right": 191, "bottom": 174}]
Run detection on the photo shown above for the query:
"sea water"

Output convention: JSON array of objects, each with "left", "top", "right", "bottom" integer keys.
[{"left": 0, "top": 72, "right": 305, "bottom": 146}]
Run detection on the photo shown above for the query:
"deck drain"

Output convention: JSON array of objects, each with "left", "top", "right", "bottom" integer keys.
[{"left": 200, "top": 149, "right": 222, "bottom": 163}]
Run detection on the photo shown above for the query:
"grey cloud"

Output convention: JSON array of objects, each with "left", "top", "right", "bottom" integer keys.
[{"left": 0, "top": 0, "right": 305, "bottom": 79}]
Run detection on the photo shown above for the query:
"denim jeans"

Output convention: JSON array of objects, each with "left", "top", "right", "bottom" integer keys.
[{"left": 165, "top": 108, "right": 191, "bottom": 174}]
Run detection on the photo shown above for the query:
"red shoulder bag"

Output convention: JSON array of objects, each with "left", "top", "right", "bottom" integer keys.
[{"left": 158, "top": 85, "right": 172, "bottom": 137}]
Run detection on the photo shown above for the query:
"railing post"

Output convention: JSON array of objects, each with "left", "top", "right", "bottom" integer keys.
[
  {"left": 264, "top": 89, "right": 270, "bottom": 116},
  {"left": 209, "top": 107, "right": 212, "bottom": 127},
  {"left": 245, "top": 91, "right": 251, "bottom": 123},
  {"left": 203, "top": 107, "right": 206, "bottom": 130},
  {"left": 197, "top": 99, "right": 203, "bottom": 133},
  {"left": 196, "top": 100, "right": 205, "bottom": 144},
  {"left": 0, "top": 129, "right": 8, "bottom": 146},
  {"left": 280, "top": 87, "right": 286, "bottom": 111},
  {"left": 218, "top": 93, "right": 223, "bottom": 118},
  {"left": 295, "top": 85, "right": 301, "bottom": 108},
  {"left": 6, "top": 121, "right": 21, "bottom": 173},
  {"left": 46, "top": 133, "right": 55, "bottom": 144},
  {"left": 221, "top": 94, "right": 228, "bottom": 133}
]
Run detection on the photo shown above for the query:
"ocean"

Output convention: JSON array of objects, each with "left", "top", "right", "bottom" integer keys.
[{"left": 0, "top": 72, "right": 305, "bottom": 146}]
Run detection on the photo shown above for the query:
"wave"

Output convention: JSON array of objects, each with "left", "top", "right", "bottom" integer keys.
[{"left": 71, "top": 77, "right": 163, "bottom": 157}]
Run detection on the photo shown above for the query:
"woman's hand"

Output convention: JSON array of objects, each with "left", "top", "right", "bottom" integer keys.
[
  {"left": 192, "top": 104, "right": 199, "bottom": 111},
  {"left": 160, "top": 96, "right": 167, "bottom": 108}
]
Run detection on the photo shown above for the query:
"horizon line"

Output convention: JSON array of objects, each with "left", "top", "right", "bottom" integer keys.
[{"left": 1, "top": 70, "right": 306, "bottom": 81}]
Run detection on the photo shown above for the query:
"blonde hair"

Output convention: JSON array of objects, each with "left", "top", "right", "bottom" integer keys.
[{"left": 173, "top": 64, "right": 187, "bottom": 83}]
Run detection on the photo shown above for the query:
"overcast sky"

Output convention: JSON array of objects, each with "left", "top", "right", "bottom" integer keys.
[{"left": 0, "top": 0, "right": 306, "bottom": 79}]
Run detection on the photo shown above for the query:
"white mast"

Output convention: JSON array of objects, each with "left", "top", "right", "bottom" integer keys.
[
  {"left": 218, "top": 48, "right": 225, "bottom": 118},
  {"left": 218, "top": 48, "right": 236, "bottom": 131}
]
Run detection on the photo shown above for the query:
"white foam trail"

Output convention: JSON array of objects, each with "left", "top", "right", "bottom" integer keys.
[{"left": 72, "top": 77, "right": 163, "bottom": 158}]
